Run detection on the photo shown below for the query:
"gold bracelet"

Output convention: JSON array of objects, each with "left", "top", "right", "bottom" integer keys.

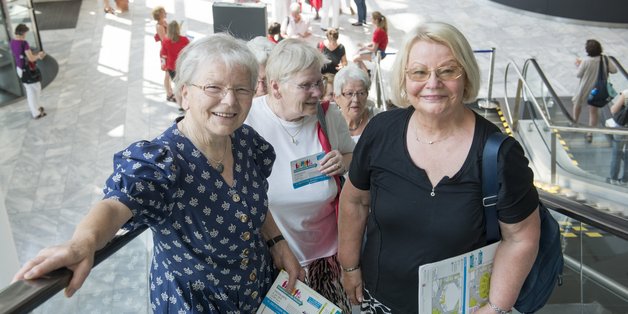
[{"left": 341, "top": 265, "right": 360, "bottom": 272}]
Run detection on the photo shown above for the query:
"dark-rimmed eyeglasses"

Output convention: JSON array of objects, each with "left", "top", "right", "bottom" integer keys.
[{"left": 341, "top": 91, "right": 368, "bottom": 99}]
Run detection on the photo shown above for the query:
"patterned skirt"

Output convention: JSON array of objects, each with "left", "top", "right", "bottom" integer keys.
[{"left": 305, "top": 255, "right": 351, "bottom": 314}]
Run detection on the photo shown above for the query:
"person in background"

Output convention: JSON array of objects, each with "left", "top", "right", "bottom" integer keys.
[
  {"left": 273, "top": 0, "right": 291, "bottom": 26},
  {"left": 572, "top": 39, "right": 617, "bottom": 142},
  {"left": 12, "top": 33, "right": 302, "bottom": 313},
  {"left": 245, "top": 39, "right": 354, "bottom": 314},
  {"left": 161, "top": 20, "right": 190, "bottom": 110},
  {"left": 322, "top": 73, "right": 336, "bottom": 103},
  {"left": 338, "top": 22, "right": 541, "bottom": 313},
  {"left": 352, "top": 0, "right": 366, "bottom": 26},
  {"left": 319, "top": 0, "right": 340, "bottom": 31},
  {"left": 319, "top": 28, "right": 347, "bottom": 75},
  {"left": 334, "top": 63, "right": 377, "bottom": 142},
  {"left": 309, "top": 0, "right": 322, "bottom": 20},
  {"left": 10, "top": 24, "right": 46, "bottom": 119},
  {"left": 152, "top": 6, "right": 175, "bottom": 102},
  {"left": 353, "top": 11, "right": 388, "bottom": 72},
  {"left": 607, "top": 89, "right": 628, "bottom": 185},
  {"left": 247, "top": 36, "right": 276, "bottom": 97},
  {"left": 281, "top": 3, "right": 312, "bottom": 40},
  {"left": 267, "top": 22, "right": 282, "bottom": 44}
]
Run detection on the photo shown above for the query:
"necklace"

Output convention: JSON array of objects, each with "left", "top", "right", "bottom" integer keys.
[
  {"left": 348, "top": 116, "right": 364, "bottom": 131},
  {"left": 414, "top": 128, "right": 451, "bottom": 145},
  {"left": 270, "top": 102, "right": 305, "bottom": 145},
  {"left": 207, "top": 141, "right": 229, "bottom": 174}
]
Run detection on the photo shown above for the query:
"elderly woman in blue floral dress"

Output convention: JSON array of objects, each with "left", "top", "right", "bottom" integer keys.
[{"left": 13, "top": 34, "right": 301, "bottom": 312}]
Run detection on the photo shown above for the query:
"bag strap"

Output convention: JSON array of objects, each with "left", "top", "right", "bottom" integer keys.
[
  {"left": 482, "top": 132, "right": 509, "bottom": 243},
  {"left": 316, "top": 101, "right": 342, "bottom": 217},
  {"left": 20, "top": 41, "right": 28, "bottom": 70}
]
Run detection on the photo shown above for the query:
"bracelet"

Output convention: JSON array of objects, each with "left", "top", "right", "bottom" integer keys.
[
  {"left": 488, "top": 300, "right": 512, "bottom": 314},
  {"left": 266, "top": 235, "right": 285, "bottom": 248},
  {"left": 341, "top": 264, "right": 360, "bottom": 272}
]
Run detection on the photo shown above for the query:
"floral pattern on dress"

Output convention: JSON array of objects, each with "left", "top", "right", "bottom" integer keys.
[{"left": 103, "top": 119, "right": 276, "bottom": 313}]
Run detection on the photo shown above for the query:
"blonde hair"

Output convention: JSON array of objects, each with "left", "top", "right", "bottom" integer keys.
[
  {"left": 151, "top": 6, "right": 165, "bottom": 21},
  {"left": 167, "top": 21, "right": 181, "bottom": 42},
  {"left": 390, "top": 22, "right": 480, "bottom": 108}
]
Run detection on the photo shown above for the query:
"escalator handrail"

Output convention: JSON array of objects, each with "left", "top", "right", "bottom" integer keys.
[
  {"left": 609, "top": 55, "right": 628, "bottom": 80},
  {"left": 540, "top": 190, "right": 628, "bottom": 241},
  {"left": 503, "top": 58, "right": 628, "bottom": 136},
  {"left": 522, "top": 58, "right": 576, "bottom": 123},
  {"left": 0, "top": 226, "right": 148, "bottom": 314}
]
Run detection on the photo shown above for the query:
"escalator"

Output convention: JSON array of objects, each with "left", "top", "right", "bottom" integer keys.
[{"left": 495, "top": 57, "right": 628, "bottom": 313}]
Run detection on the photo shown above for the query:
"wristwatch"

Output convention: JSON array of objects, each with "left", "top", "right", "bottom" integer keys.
[{"left": 266, "top": 235, "right": 285, "bottom": 248}]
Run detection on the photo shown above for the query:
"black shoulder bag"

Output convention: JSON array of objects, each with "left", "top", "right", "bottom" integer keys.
[
  {"left": 482, "top": 132, "right": 564, "bottom": 314},
  {"left": 20, "top": 41, "right": 42, "bottom": 84},
  {"left": 587, "top": 56, "right": 612, "bottom": 108}
]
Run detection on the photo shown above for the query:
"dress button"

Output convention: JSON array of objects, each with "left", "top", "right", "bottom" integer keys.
[
  {"left": 232, "top": 194, "right": 241, "bottom": 202},
  {"left": 241, "top": 231, "right": 251, "bottom": 241},
  {"left": 251, "top": 291, "right": 259, "bottom": 298},
  {"left": 249, "top": 272, "right": 257, "bottom": 281},
  {"left": 240, "top": 214, "right": 248, "bottom": 223},
  {"left": 241, "top": 258, "right": 249, "bottom": 266},
  {"left": 242, "top": 248, "right": 250, "bottom": 256}
]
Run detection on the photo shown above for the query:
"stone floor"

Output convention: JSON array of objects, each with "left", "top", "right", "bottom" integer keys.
[{"left": 1, "top": 0, "right": 627, "bottom": 312}]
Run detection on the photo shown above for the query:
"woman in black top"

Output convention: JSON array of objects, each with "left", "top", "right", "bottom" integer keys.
[
  {"left": 319, "top": 28, "right": 347, "bottom": 75},
  {"left": 338, "top": 22, "right": 541, "bottom": 314}
]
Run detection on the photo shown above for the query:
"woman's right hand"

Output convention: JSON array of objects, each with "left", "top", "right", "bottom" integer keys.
[
  {"left": 269, "top": 241, "right": 305, "bottom": 292},
  {"left": 341, "top": 269, "right": 364, "bottom": 305},
  {"left": 12, "top": 239, "right": 96, "bottom": 298}
]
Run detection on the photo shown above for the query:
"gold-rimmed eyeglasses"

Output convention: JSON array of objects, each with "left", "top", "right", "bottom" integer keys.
[
  {"left": 341, "top": 90, "right": 368, "bottom": 99},
  {"left": 405, "top": 65, "right": 464, "bottom": 82},
  {"left": 190, "top": 84, "right": 255, "bottom": 100}
]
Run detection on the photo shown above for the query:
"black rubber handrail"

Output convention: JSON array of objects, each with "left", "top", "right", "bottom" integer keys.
[
  {"left": 609, "top": 55, "right": 628, "bottom": 80},
  {"left": 0, "top": 226, "right": 148, "bottom": 314},
  {"left": 522, "top": 58, "right": 576, "bottom": 124}
]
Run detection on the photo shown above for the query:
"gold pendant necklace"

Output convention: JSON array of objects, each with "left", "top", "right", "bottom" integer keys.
[
  {"left": 207, "top": 141, "right": 229, "bottom": 174},
  {"left": 270, "top": 101, "right": 305, "bottom": 145},
  {"left": 414, "top": 127, "right": 451, "bottom": 145}
]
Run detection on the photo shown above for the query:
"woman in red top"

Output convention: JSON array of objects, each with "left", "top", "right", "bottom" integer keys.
[
  {"left": 353, "top": 11, "right": 388, "bottom": 72},
  {"left": 152, "top": 6, "right": 174, "bottom": 102},
  {"left": 162, "top": 21, "right": 190, "bottom": 110}
]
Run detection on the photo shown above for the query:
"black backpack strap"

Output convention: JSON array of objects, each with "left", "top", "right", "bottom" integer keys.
[{"left": 482, "top": 132, "right": 509, "bottom": 243}]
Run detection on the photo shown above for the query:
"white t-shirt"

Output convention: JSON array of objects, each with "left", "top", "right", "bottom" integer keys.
[
  {"left": 281, "top": 15, "right": 311, "bottom": 39},
  {"left": 245, "top": 96, "right": 354, "bottom": 265}
]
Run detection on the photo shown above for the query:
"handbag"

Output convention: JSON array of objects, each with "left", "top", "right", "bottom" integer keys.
[
  {"left": 587, "top": 55, "right": 613, "bottom": 108},
  {"left": 482, "top": 132, "right": 564, "bottom": 314},
  {"left": 20, "top": 41, "right": 42, "bottom": 84},
  {"left": 316, "top": 101, "right": 344, "bottom": 218},
  {"left": 613, "top": 104, "right": 628, "bottom": 127}
]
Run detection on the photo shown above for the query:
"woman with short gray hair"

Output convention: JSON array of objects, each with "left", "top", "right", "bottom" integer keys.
[
  {"left": 246, "top": 38, "right": 353, "bottom": 313},
  {"left": 247, "top": 36, "right": 276, "bottom": 96},
  {"left": 14, "top": 33, "right": 297, "bottom": 313},
  {"left": 334, "top": 63, "right": 378, "bottom": 142}
]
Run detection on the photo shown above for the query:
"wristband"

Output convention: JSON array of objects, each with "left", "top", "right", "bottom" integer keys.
[
  {"left": 488, "top": 300, "right": 512, "bottom": 314},
  {"left": 266, "top": 235, "right": 285, "bottom": 248},
  {"left": 341, "top": 265, "right": 360, "bottom": 272}
]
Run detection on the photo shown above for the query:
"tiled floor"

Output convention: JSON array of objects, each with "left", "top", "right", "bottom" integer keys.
[{"left": 1, "top": 0, "right": 627, "bottom": 312}]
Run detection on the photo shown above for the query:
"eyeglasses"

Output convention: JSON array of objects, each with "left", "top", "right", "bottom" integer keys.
[
  {"left": 405, "top": 65, "right": 464, "bottom": 82},
  {"left": 341, "top": 91, "right": 368, "bottom": 99},
  {"left": 290, "top": 80, "right": 324, "bottom": 92},
  {"left": 190, "top": 84, "right": 255, "bottom": 100}
]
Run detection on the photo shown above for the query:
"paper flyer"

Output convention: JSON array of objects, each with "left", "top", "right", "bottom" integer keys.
[
  {"left": 418, "top": 242, "right": 500, "bottom": 314},
  {"left": 290, "top": 152, "right": 331, "bottom": 189},
  {"left": 256, "top": 270, "right": 342, "bottom": 314}
]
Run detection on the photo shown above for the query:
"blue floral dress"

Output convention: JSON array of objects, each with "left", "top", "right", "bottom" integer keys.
[{"left": 103, "top": 118, "right": 276, "bottom": 313}]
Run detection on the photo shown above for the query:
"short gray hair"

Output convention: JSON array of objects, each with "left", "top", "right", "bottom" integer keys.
[
  {"left": 174, "top": 33, "right": 258, "bottom": 98},
  {"left": 390, "top": 22, "right": 480, "bottom": 107},
  {"left": 265, "top": 38, "right": 325, "bottom": 83},
  {"left": 247, "top": 36, "right": 275, "bottom": 66},
  {"left": 333, "top": 63, "right": 371, "bottom": 95}
]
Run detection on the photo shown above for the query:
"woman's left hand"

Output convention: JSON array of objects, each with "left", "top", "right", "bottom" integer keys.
[{"left": 318, "top": 150, "right": 346, "bottom": 176}]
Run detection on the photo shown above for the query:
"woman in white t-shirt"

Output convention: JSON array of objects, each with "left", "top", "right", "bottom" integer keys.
[{"left": 245, "top": 39, "right": 353, "bottom": 313}]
